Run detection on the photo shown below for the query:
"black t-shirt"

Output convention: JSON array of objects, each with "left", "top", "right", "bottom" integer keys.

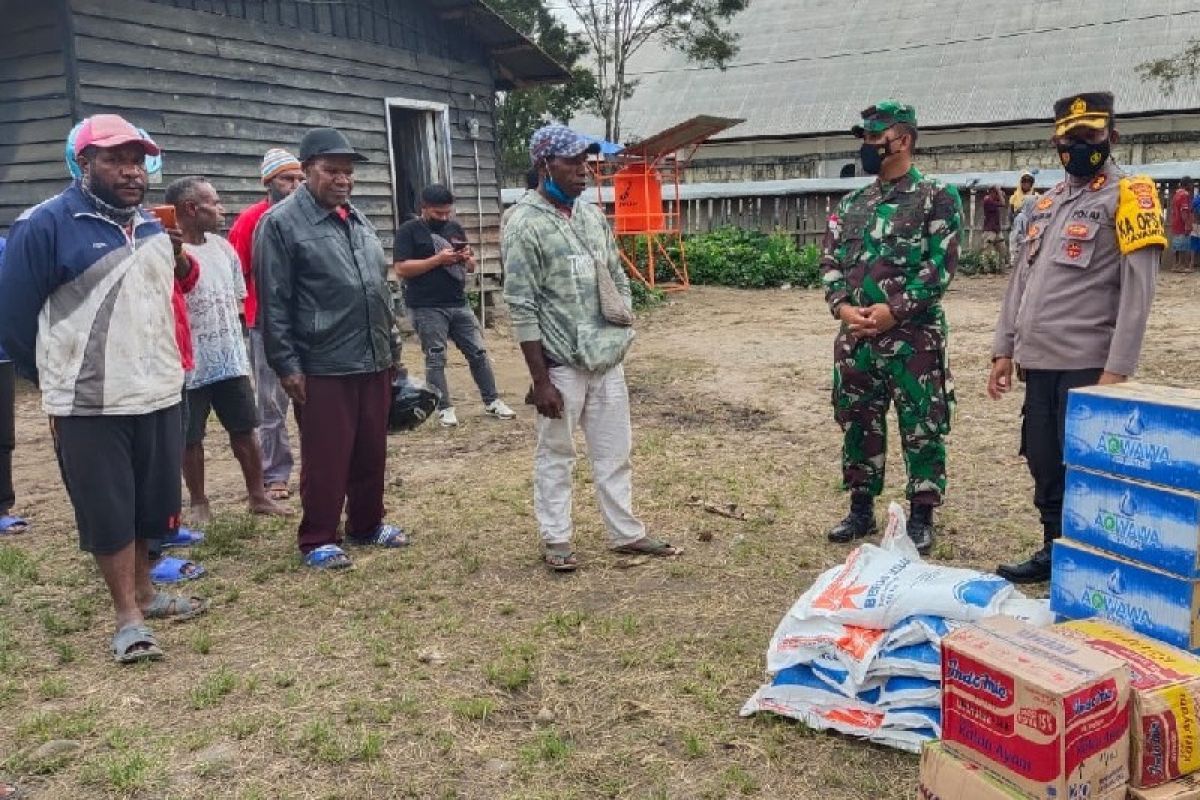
[{"left": 394, "top": 218, "right": 468, "bottom": 308}]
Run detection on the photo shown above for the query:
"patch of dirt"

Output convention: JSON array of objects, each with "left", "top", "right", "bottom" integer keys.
[{"left": 3, "top": 274, "right": 1199, "bottom": 799}]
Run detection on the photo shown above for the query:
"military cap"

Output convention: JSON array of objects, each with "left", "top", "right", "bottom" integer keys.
[
  {"left": 851, "top": 100, "right": 918, "bottom": 138},
  {"left": 1053, "top": 92, "right": 1114, "bottom": 137}
]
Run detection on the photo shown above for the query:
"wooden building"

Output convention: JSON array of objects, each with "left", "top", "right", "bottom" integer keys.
[{"left": 0, "top": 0, "right": 567, "bottom": 298}]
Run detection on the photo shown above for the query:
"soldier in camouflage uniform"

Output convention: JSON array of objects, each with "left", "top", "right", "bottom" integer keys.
[{"left": 822, "top": 101, "right": 963, "bottom": 554}]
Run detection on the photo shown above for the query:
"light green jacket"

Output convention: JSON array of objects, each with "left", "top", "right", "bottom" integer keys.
[{"left": 502, "top": 191, "right": 634, "bottom": 372}]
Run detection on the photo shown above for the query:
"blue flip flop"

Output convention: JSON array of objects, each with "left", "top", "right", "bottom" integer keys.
[
  {"left": 347, "top": 524, "right": 410, "bottom": 548},
  {"left": 303, "top": 544, "right": 353, "bottom": 570},
  {"left": 0, "top": 515, "right": 29, "bottom": 534},
  {"left": 149, "top": 556, "right": 206, "bottom": 585},
  {"left": 160, "top": 526, "right": 204, "bottom": 550}
]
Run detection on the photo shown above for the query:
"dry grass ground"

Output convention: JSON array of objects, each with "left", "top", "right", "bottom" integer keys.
[{"left": 2, "top": 274, "right": 1199, "bottom": 799}]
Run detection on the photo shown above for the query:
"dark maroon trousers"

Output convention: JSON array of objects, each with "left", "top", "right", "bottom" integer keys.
[{"left": 294, "top": 370, "right": 390, "bottom": 553}]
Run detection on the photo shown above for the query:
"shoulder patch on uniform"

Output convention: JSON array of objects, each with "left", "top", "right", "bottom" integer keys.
[
  {"left": 1036, "top": 195, "right": 1054, "bottom": 211},
  {"left": 1115, "top": 175, "right": 1167, "bottom": 255}
]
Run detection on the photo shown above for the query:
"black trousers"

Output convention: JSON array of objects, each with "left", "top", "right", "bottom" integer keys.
[
  {"left": 0, "top": 362, "right": 14, "bottom": 515},
  {"left": 1021, "top": 368, "right": 1103, "bottom": 545}
]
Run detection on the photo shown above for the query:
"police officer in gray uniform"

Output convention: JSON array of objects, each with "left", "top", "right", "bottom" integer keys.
[{"left": 988, "top": 92, "right": 1164, "bottom": 583}]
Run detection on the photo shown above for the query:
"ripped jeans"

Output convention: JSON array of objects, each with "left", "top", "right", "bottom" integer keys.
[{"left": 409, "top": 305, "right": 499, "bottom": 410}]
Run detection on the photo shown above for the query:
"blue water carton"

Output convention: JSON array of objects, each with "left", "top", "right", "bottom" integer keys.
[
  {"left": 1064, "top": 383, "right": 1200, "bottom": 493},
  {"left": 1051, "top": 538, "right": 1200, "bottom": 651},
  {"left": 1064, "top": 467, "right": 1200, "bottom": 577}
]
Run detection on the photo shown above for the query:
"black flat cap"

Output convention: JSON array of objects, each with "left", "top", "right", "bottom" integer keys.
[{"left": 299, "top": 127, "right": 367, "bottom": 163}]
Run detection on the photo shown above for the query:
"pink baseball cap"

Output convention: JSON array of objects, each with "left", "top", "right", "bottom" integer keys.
[{"left": 73, "top": 114, "right": 161, "bottom": 157}]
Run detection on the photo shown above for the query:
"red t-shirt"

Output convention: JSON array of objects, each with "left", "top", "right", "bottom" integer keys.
[
  {"left": 226, "top": 198, "right": 272, "bottom": 328},
  {"left": 1172, "top": 189, "right": 1193, "bottom": 235}
]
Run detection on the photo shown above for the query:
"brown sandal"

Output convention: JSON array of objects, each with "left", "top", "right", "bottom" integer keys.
[{"left": 543, "top": 544, "right": 578, "bottom": 572}]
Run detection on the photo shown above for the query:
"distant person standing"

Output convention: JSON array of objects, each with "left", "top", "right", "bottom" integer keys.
[
  {"left": 393, "top": 184, "right": 515, "bottom": 428},
  {"left": 167, "top": 176, "right": 289, "bottom": 525},
  {"left": 1170, "top": 177, "right": 1195, "bottom": 273},
  {"left": 822, "top": 100, "right": 963, "bottom": 555},
  {"left": 990, "top": 92, "right": 1163, "bottom": 584},
  {"left": 1009, "top": 171, "right": 1035, "bottom": 219},
  {"left": 227, "top": 148, "right": 304, "bottom": 501},
  {"left": 980, "top": 186, "right": 1006, "bottom": 264},
  {"left": 255, "top": 127, "right": 408, "bottom": 570}
]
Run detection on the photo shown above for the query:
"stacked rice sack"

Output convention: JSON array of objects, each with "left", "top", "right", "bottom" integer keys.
[{"left": 741, "top": 503, "right": 1053, "bottom": 752}]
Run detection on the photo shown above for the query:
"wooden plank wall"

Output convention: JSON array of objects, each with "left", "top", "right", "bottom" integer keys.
[
  {"left": 0, "top": 2, "right": 73, "bottom": 230},
  {"left": 67, "top": 0, "right": 504, "bottom": 285}
]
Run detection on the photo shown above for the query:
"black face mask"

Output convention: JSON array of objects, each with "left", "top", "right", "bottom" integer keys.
[
  {"left": 859, "top": 139, "right": 896, "bottom": 176},
  {"left": 1057, "top": 140, "right": 1111, "bottom": 177}
]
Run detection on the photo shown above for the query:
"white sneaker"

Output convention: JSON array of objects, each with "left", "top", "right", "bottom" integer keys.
[
  {"left": 484, "top": 399, "right": 517, "bottom": 420},
  {"left": 438, "top": 407, "right": 458, "bottom": 427}
]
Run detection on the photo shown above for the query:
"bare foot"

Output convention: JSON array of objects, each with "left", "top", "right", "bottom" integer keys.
[
  {"left": 249, "top": 496, "right": 293, "bottom": 517},
  {"left": 189, "top": 502, "right": 212, "bottom": 525}
]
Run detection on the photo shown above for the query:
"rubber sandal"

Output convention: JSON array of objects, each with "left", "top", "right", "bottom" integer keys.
[
  {"left": 304, "top": 544, "right": 353, "bottom": 570},
  {"left": 0, "top": 515, "right": 28, "bottom": 534},
  {"left": 266, "top": 483, "right": 291, "bottom": 501},
  {"left": 143, "top": 591, "right": 209, "bottom": 622},
  {"left": 160, "top": 526, "right": 204, "bottom": 550},
  {"left": 149, "top": 557, "right": 206, "bottom": 585},
  {"left": 347, "top": 524, "right": 410, "bottom": 548},
  {"left": 543, "top": 545, "right": 578, "bottom": 573},
  {"left": 112, "top": 623, "right": 163, "bottom": 664},
  {"left": 609, "top": 537, "right": 682, "bottom": 557}
]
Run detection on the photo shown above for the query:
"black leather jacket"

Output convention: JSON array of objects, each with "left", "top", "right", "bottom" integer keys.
[{"left": 253, "top": 185, "right": 398, "bottom": 377}]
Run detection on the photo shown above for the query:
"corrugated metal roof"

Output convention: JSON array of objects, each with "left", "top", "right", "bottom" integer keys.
[
  {"left": 576, "top": 0, "right": 1200, "bottom": 141},
  {"left": 501, "top": 160, "right": 1200, "bottom": 204}
]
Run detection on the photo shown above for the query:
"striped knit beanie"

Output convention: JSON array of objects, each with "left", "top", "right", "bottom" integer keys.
[{"left": 261, "top": 148, "right": 301, "bottom": 184}]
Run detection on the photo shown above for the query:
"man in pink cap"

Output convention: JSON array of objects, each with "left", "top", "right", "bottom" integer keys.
[{"left": 0, "top": 114, "right": 209, "bottom": 664}]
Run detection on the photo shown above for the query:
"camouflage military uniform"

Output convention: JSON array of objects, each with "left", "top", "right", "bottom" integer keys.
[{"left": 822, "top": 166, "right": 963, "bottom": 505}]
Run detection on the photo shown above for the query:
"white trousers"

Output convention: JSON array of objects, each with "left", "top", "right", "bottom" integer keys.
[{"left": 534, "top": 364, "right": 645, "bottom": 546}]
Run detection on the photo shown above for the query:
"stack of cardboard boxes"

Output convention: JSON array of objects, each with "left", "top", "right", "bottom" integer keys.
[{"left": 1050, "top": 384, "right": 1200, "bottom": 652}]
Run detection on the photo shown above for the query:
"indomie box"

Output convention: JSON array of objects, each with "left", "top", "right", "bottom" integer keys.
[
  {"left": 1057, "top": 619, "right": 1200, "bottom": 787},
  {"left": 941, "top": 615, "right": 1130, "bottom": 800},
  {"left": 1132, "top": 773, "right": 1200, "bottom": 800},
  {"left": 1064, "top": 383, "right": 1200, "bottom": 494},
  {"left": 1064, "top": 467, "right": 1200, "bottom": 577},
  {"left": 917, "top": 741, "right": 1033, "bottom": 799},
  {"left": 1051, "top": 539, "right": 1200, "bottom": 651}
]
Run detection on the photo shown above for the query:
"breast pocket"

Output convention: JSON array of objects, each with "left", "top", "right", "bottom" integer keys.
[{"left": 1053, "top": 219, "right": 1100, "bottom": 269}]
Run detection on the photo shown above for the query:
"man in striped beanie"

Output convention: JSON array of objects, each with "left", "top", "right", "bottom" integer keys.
[{"left": 227, "top": 148, "right": 304, "bottom": 501}]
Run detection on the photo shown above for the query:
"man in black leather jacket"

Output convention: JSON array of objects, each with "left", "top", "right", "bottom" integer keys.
[{"left": 254, "top": 127, "right": 409, "bottom": 570}]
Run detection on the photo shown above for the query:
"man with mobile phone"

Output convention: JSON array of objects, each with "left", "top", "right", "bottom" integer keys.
[{"left": 393, "top": 184, "right": 515, "bottom": 428}]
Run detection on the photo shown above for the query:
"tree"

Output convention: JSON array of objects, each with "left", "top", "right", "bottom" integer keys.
[
  {"left": 566, "top": 0, "right": 750, "bottom": 143},
  {"left": 1138, "top": 38, "right": 1200, "bottom": 94},
  {"left": 490, "top": 0, "right": 597, "bottom": 185}
]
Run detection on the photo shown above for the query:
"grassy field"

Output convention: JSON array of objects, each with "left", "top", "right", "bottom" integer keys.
[{"left": 2, "top": 275, "right": 1198, "bottom": 799}]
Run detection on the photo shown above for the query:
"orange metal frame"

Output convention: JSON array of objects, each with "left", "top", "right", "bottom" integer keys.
[{"left": 589, "top": 143, "right": 704, "bottom": 292}]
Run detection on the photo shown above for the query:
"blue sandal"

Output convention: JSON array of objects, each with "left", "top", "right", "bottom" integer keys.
[
  {"left": 348, "top": 524, "right": 410, "bottom": 548},
  {"left": 0, "top": 515, "right": 29, "bottom": 534},
  {"left": 149, "top": 557, "right": 206, "bottom": 585},
  {"left": 160, "top": 526, "right": 204, "bottom": 550},
  {"left": 304, "top": 544, "right": 353, "bottom": 570}
]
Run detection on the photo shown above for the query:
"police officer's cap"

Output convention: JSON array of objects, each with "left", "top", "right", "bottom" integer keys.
[
  {"left": 851, "top": 100, "right": 918, "bottom": 138},
  {"left": 1053, "top": 92, "right": 1114, "bottom": 137}
]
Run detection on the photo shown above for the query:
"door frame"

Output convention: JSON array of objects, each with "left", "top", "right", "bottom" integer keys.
[{"left": 383, "top": 97, "right": 454, "bottom": 231}]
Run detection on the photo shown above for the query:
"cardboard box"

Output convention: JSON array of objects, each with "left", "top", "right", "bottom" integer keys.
[
  {"left": 1051, "top": 539, "right": 1200, "bottom": 651},
  {"left": 1064, "top": 467, "right": 1200, "bottom": 577},
  {"left": 941, "top": 615, "right": 1130, "bottom": 800},
  {"left": 1057, "top": 619, "right": 1200, "bottom": 787},
  {"left": 1064, "top": 383, "right": 1200, "bottom": 494},
  {"left": 1132, "top": 773, "right": 1200, "bottom": 799},
  {"left": 917, "top": 741, "right": 1034, "bottom": 799}
]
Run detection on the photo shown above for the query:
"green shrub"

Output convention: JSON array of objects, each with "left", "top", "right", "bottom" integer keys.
[
  {"left": 682, "top": 227, "right": 821, "bottom": 289},
  {"left": 958, "top": 248, "right": 1007, "bottom": 276},
  {"left": 630, "top": 280, "right": 666, "bottom": 310}
]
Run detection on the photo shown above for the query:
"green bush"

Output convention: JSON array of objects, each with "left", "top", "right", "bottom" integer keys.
[
  {"left": 682, "top": 227, "right": 821, "bottom": 289},
  {"left": 958, "top": 248, "right": 1007, "bottom": 276},
  {"left": 630, "top": 280, "right": 666, "bottom": 311}
]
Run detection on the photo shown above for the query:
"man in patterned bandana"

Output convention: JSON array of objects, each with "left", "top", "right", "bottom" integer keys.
[{"left": 822, "top": 100, "right": 963, "bottom": 554}]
